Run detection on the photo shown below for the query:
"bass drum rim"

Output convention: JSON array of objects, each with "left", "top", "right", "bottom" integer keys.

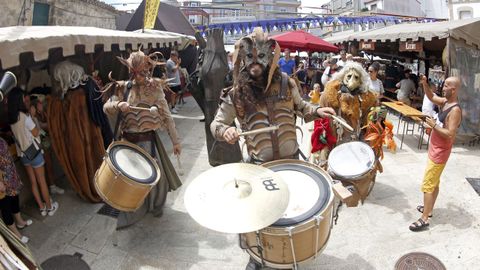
[
  {"left": 327, "top": 141, "right": 375, "bottom": 180},
  {"left": 262, "top": 159, "right": 333, "bottom": 227}
]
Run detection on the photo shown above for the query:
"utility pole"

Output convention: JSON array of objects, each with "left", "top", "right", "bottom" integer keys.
[{"left": 448, "top": 0, "right": 454, "bottom": 20}]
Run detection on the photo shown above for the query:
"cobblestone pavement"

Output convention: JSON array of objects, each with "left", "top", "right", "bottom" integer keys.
[{"left": 20, "top": 96, "right": 480, "bottom": 270}]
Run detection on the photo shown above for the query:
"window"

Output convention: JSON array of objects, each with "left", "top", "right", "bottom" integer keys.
[
  {"left": 459, "top": 10, "right": 472, "bottom": 19},
  {"left": 32, "top": 2, "right": 49, "bottom": 25},
  {"left": 280, "top": 8, "right": 287, "bottom": 13},
  {"left": 371, "top": 4, "right": 377, "bottom": 11},
  {"left": 189, "top": 18, "right": 195, "bottom": 23}
]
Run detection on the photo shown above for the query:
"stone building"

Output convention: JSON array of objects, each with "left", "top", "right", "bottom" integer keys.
[{"left": 0, "top": 0, "right": 118, "bottom": 29}]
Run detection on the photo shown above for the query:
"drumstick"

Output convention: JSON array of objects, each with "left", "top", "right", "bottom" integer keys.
[
  {"left": 176, "top": 154, "right": 184, "bottom": 176},
  {"left": 129, "top": 106, "right": 204, "bottom": 120},
  {"left": 329, "top": 115, "right": 354, "bottom": 132},
  {"left": 238, "top": 126, "right": 279, "bottom": 137}
]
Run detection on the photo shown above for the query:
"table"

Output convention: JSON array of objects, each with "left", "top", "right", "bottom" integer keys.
[{"left": 382, "top": 102, "right": 426, "bottom": 149}]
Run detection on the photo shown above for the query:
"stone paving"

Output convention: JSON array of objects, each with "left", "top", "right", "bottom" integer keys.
[{"left": 19, "top": 96, "right": 480, "bottom": 270}]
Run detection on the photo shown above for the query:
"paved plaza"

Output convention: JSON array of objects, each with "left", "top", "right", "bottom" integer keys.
[{"left": 19, "top": 96, "right": 480, "bottom": 270}]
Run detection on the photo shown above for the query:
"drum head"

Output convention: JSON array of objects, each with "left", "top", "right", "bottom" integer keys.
[
  {"left": 328, "top": 141, "right": 375, "bottom": 179},
  {"left": 109, "top": 144, "right": 158, "bottom": 184},
  {"left": 264, "top": 162, "right": 332, "bottom": 226}
]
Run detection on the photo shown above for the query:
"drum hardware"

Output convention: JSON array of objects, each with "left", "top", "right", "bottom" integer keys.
[
  {"left": 255, "top": 231, "right": 265, "bottom": 267},
  {"left": 313, "top": 215, "right": 324, "bottom": 259},
  {"left": 286, "top": 227, "right": 298, "bottom": 270},
  {"left": 129, "top": 105, "right": 204, "bottom": 120}
]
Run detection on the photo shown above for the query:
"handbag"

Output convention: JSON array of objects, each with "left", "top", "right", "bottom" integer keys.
[{"left": 13, "top": 137, "right": 42, "bottom": 161}]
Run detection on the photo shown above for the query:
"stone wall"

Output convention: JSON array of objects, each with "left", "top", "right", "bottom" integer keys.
[{"left": 0, "top": 0, "right": 118, "bottom": 29}]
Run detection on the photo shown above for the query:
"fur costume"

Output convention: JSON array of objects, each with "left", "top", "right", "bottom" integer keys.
[
  {"left": 210, "top": 28, "right": 320, "bottom": 162},
  {"left": 320, "top": 62, "right": 377, "bottom": 141},
  {"left": 102, "top": 50, "right": 182, "bottom": 229}
]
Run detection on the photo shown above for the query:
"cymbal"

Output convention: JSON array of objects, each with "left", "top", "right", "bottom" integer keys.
[{"left": 184, "top": 163, "right": 289, "bottom": 233}]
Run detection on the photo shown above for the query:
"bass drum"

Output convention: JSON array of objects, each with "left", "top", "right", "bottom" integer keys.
[
  {"left": 242, "top": 160, "right": 334, "bottom": 269},
  {"left": 94, "top": 141, "right": 161, "bottom": 212}
]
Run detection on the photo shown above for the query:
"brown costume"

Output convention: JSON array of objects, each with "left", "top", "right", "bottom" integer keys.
[
  {"left": 48, "top": 61, "right": 105, "bottom": 202},
  {"left": 102, "top": 51, "right": 182, "bottom": 229},
  {"left": 210, "top": 29, "right": 320, "bottom": 163},
  {"left": 320, "top": 62, "right": 377, "bottom": 141}
]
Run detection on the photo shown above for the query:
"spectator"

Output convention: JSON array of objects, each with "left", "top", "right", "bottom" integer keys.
[
  {"left": 321, "top": 58, "right": 339, "bottom": 87},
  {"left": 367, "top": 62, "right": 384, "bottom": 101},
  {"left": 29, "top": 97, "right": 64, "bottom": 195},
  {"left": 309, "top": 83, "right": 322, "bottom": 105},
  {"left": 166, "top": 51, "right": 182, "bottom": 114},
  {"left": 396, "top": 69, "right": 416, "bottom": 105},
  {"left": 337, "top": 50, "right": 347, "bottom": 67},
  {"left": 7, "top": 88, "right": 59, "bottom": 217},
  {"left": 0, "top": 137, "right": 32, "bottom": 244},
  {"left": 278, "top": 48, "right": 296, "bottom": 76}
]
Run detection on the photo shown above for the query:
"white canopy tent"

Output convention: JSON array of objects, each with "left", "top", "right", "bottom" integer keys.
[{"left": 0, "top": 26, "right": 192, "bottom": 70}]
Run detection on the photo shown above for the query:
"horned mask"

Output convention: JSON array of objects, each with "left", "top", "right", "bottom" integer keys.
[
  {"left": 232, "top": 28, "right": 281, "bottom": 93},
  {"left": 116, "top": 50, "right": 165, "bottom": 81}
]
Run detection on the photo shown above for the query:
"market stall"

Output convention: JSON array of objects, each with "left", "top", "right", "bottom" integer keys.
[
  {"left": 0, "top": 26, "right": 192, "bottom": 202},
  {"left": 325, "top": 18, "right": 480, "bottom": 136}
]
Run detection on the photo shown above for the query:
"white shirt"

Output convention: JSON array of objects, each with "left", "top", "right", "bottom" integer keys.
[
  {"left": 337, "top": 59, "right": 347, "bottom": 67},
  {"left": 422, "top": 94, "right": 437, "bottom": 119},
  {"left": 10, "top": 112, "right": 41, "bottom": 157},
  {"left": 368, "top": 78, "right": 384, "bottom": 95},
  {"left": 397, "top": 79, "right": 415, "bottom": 100}
]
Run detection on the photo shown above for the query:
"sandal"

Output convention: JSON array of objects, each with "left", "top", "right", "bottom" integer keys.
[
  {"left": 416, "top": 205, "right": 433, "bottom": 218},
  {"left": 409, "top": 218, "right": 430, "bottom": 232}
]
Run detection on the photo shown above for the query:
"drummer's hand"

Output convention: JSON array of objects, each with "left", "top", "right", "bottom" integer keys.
[
  {"left": 173, "top": 143, "right": 181, "bottom": 155},
  {"left": 316, "top": 107, "right": 336, "bottom": 118},
  {"left": 223, "top": 127, "right": 239, "bottom": 144},
  {"left": 424, "top": 116, "right": 436, "bottom": 129},
  {"left": 118, "top": 102, "right": 130, "bottom": 112}
]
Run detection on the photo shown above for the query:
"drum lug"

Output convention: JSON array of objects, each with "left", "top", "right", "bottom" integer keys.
[
  {"left": 286, "top": 227, "right": 298, "bottom": 270},
  {"left": 314, "top": 215, "right": 324, "bottom": 260}
]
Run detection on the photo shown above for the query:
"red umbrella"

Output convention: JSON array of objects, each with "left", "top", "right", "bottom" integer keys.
[{"left": 270, "top": 30, "right": 339, "bottom": 53}]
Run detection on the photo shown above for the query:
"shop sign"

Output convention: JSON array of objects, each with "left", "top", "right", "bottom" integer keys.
[
  {"left": 399, "top": 40, "right": 423, "bottom": 52},
  {"left": 360, "top": 41, "right": 375, "bottom": 50}
]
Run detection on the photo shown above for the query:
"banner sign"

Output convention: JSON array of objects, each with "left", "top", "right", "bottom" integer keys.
[{"left": 144, "top": 0, "right": 161, "bottom": 30}]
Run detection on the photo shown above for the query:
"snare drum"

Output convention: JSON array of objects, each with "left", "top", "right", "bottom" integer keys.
[
  {"left": 327, "top": 141, "right": 376, "bottom": 206},
  {"left": 242, "top": 160, "right": 334, "bottom": 269},
  {"left": 94, "top": 141, "right": 161, "bottom": 212}
]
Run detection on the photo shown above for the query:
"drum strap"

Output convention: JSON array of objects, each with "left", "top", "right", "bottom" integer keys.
[{"left": 113, "top": 82, "right": 132, "bottom": 140}]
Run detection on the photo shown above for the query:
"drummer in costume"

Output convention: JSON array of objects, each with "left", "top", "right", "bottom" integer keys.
[
  {"left": 210, "top": 28, "right": 335, "bottom": 270},
  {"left": 211, "top": 28, "right": 335, "bottom": 163},
  {"left": 102, "top": 50, "right": 182, "bottom": 229}
]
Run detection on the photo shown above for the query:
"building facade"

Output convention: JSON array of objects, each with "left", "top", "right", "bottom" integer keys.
[
  {"left": 0, "top": 0, "right": 118, "bottom": 29},
  {"left": 450, "top": 0, "right": 480, "bottom": 20},
  {"left": 209, "top": 0, "right": 301, "bottom": 24},
  {"left": 181, "top": 1, "right": 209, "bottom": 26}
]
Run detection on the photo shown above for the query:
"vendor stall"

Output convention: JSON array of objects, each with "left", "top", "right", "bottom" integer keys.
[
  {"left": 325, "top": 18, "right": 480, "bottom": 136},
  {"left": 0, "top": 26, "right": 193, "bottom": 202}
]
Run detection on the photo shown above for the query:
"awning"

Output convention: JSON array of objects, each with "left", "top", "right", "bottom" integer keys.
[
  {"left": 135, "top": 29, "right": 195, "bottom": 51},
  {"left": 0, "top": 26, "right": 189, "bottom": 69},
  {"left": 325, "top": 18, "right": 480, "bottom": 48}
]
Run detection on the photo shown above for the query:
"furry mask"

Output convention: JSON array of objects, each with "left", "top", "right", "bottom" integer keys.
[
  {"left": 116, "top": 50, "right": 165, "bottom": 81},
  {"left": 332, "top": 62, "right": 369, "bottom": 95}
]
